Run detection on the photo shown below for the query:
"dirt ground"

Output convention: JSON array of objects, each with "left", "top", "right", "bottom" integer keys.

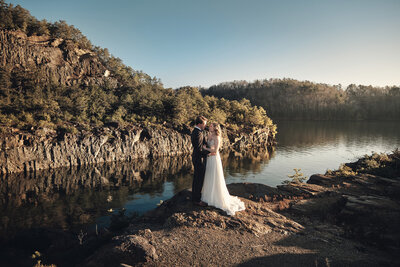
[
  {"left": 85, "top": 187, "right": 399, "bottom": 267},
  {"left": 141, "top": 225, "right": 388, "bottom": 266}
]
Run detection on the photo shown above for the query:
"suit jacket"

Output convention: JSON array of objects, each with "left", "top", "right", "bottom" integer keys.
[{"left": 191, "top": 127, "right": 209, "bottom": 161}]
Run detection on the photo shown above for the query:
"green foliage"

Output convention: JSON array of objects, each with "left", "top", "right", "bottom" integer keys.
[
  {"left": 0, "top": 66, "right": 274, "bottom": 132},
  {"left": 282, "top": 168, "right": 307, "bottom": 184},
  {"left": 202, "top": 79, "right": 400, "bottom": 120},
  {"left": 335, "top": 164, "right": 358, "bottom": 177},
  {"left": 0, "top": 1, "right": 274, "bottom": 133},
  {"left": 325, "top": 150, "right": 400, "bottom": 178}
]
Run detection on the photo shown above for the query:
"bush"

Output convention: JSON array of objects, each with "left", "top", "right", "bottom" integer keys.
[
  {"left": 57, "top": 125, "right": 78, "bottom": 135},
  {"left": 282, "top": 168, "right": 307, "bottom": 184}
]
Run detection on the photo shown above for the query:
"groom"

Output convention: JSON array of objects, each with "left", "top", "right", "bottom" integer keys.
[{"left": 191, "top": 116, "right": 210, "bottom": 206}]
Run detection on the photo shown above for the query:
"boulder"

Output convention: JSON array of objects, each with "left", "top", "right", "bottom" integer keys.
[
  {"left": 84, "top": 235, "right": 157, "bottom": 267},
  {"left": 338, "top": 194, "right": 400, "bottom": 247}
]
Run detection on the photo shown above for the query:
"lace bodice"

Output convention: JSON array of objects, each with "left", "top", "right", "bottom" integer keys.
[
  {"left": 207, "top": 139, "right": 215, "bottom": 147},
  {"left": 207, "top": 137, "right": 220, "bottom": 154}
]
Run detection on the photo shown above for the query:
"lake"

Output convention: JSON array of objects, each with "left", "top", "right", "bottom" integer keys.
[{"left": 1, "top": 120, "right": 399, "bottom": 240}]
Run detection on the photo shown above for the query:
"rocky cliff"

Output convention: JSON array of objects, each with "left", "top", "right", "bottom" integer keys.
[
  {"left": 0, "top": 125, "right": 273, "bottom": 174},
  {"left": 0, "top": 30, "right": 117, "bottom": 87},
  {"left": 0, "top": 29, "right": 276, "bottom": 175}
]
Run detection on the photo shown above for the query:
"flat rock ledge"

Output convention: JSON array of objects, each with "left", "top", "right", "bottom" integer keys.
[{"left": 83, "top": 170, "right": 400, "bottom": 266}]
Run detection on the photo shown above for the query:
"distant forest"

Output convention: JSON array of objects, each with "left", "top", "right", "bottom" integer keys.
[
  {"left": 0, "top": 1, "right": 274, "bottom": 134},
  {"left": 202, "top": 79, "right": 400, "bottom": 120}
]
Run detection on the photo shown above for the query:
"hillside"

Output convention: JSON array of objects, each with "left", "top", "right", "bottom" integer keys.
[
  {"left": 0, "top": 1, "right": 275, "bottom": 134},
  {"left": 201, "top": 78, "right": 400, "bottom": 121}
]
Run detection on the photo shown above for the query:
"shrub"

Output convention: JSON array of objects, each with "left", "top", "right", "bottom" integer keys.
[{"left": 57, "top": 125, "right": 78, "bottom": 135}]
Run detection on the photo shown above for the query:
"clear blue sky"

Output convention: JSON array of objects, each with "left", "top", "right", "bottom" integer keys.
[{"left": 7, "top": 0, "right": 400, "bottom": 88}]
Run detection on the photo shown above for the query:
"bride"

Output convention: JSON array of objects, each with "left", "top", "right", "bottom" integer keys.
[{"left": 201, "top": 123, "right": 245, "bottom": 216}]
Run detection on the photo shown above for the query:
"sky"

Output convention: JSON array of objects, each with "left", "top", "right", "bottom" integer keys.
[{"left": 7, "top": 0, "right": 400, "bottom": 89}]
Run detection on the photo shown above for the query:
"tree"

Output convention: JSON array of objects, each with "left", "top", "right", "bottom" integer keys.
[{"left": 11, "top": 4, "right": 30, "bottom": 31}]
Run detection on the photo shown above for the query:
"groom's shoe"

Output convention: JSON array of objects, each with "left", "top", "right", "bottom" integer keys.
[{"left": 193, "top": 201, "right": 208, "bottom": 207}]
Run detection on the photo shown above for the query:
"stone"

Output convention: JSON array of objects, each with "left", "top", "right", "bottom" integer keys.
[
  {"left": 84, "top": 235, "right": 157, "bottom": 267},
  {"left": 0, "top": 124, "right": 274, "bottom": 174},
  {"left": 0, "top": 30, "right": 117, "bottom": 88}
]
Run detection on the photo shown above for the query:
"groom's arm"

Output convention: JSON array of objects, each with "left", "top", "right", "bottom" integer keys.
[{"left": 193, "top": 131, "right": 210, "bottom": 156}]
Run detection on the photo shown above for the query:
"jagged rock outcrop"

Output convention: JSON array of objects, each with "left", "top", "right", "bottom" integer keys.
[
  {"left": 0, "top": 30, "right": 117, "bottom": 87},
  {"left": 229, "top": 172, "right": 400, "bottom": 249},
  {"left": 227, "top": 127, "right": 272, "bottom": 150},
  {"left": 307, "top": 173, "right": 400, "bottom": 247},
  {"left": 0, "top": 125, "right": 188, "bottom": 173},
  {"left": 0, "top": 125, "right": 273, "bottom": 174},
  {"left": 144, "top": 189, "right": 304, "bottom": 236}
]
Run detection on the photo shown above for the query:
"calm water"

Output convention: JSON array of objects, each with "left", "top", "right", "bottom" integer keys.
[
  {"left": 1, "top": 121, "right": 399, "bottom": 239},
  {"left": 226, "top": 120, "right": 400, "bottom": 186}
]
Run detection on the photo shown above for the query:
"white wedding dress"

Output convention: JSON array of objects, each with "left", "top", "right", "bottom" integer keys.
[{"left": 201, "top": 138, "right": 245, "bottom": 216}]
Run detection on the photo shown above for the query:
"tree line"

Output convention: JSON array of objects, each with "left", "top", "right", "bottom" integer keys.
[
  {"left": 0, "top": 72, "right": 273, "bottom": 133},
  {"left": 201, "top": 78, "right": 400, "bottom": 120}
]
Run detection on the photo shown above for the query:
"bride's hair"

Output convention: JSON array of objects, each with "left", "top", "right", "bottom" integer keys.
[{"left": 212, "top": 123, "right": 222, "bottom": 136}]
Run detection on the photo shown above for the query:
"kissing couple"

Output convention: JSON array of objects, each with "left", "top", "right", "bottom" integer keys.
[{"left": 190, "top": 116, "right": 245, "bottom": 216}]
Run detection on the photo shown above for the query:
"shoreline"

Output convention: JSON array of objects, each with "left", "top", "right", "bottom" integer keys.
[
  {"left": 1, "top": 151, "right": 399, "bottom": 266},
  {"left": 82, "top": 150, "right": 400, "bottom": 266}
]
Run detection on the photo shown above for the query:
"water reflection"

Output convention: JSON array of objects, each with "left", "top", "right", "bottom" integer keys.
[
  {"left": 0, "top": 155, "right": 193, "bottom": 239},
  {"left": 276, "top": 120, "right": 400, "bottom": 149},
  {"left": 0, "top": 148, "right": 273, "bottom": 239},
  {"left": 223, "top": 147, "right": 275, "bottom": 176},
  {"left": 262, "top": 120, "right": 400, "bottom": 187}
]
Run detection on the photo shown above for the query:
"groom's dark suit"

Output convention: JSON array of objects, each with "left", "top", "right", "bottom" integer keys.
[{"left": 191, "top": 127, "right": 210, "bottom": 202}]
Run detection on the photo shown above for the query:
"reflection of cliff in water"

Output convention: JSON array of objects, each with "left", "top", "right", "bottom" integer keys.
[
  {"left": 0, "top": 155, "right": 193, "bottom": 239},
  {"left": 222, "top": 147, "right": 275, "bottom": 176},
  {"left": 0, "top": 147, "right": 274, "bottom": 239}
]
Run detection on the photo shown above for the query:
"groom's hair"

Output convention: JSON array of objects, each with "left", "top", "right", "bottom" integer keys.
[{"left": 195, "top": 116, "right": 207, "bottom": 125}]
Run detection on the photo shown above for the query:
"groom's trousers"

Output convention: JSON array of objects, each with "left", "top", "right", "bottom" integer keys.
[{"left": 192, "top": 155, "right": 206, "bottom": 202}]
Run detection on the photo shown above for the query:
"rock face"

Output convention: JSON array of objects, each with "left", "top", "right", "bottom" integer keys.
[
  {"left": 0, "top": 125, "right": 273, "bottom": 174},
  {"left": 218, "top": 172, "right": 400, "bottom": 250},
  {"left": 307, "top": 173, "right": 400, "bottom": 248},
  {"left": 0, "top": 30, "right": 117, "bottom": 87},
  {"left": 0, "top": 125, "right": 191, "bottom": 174}
]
